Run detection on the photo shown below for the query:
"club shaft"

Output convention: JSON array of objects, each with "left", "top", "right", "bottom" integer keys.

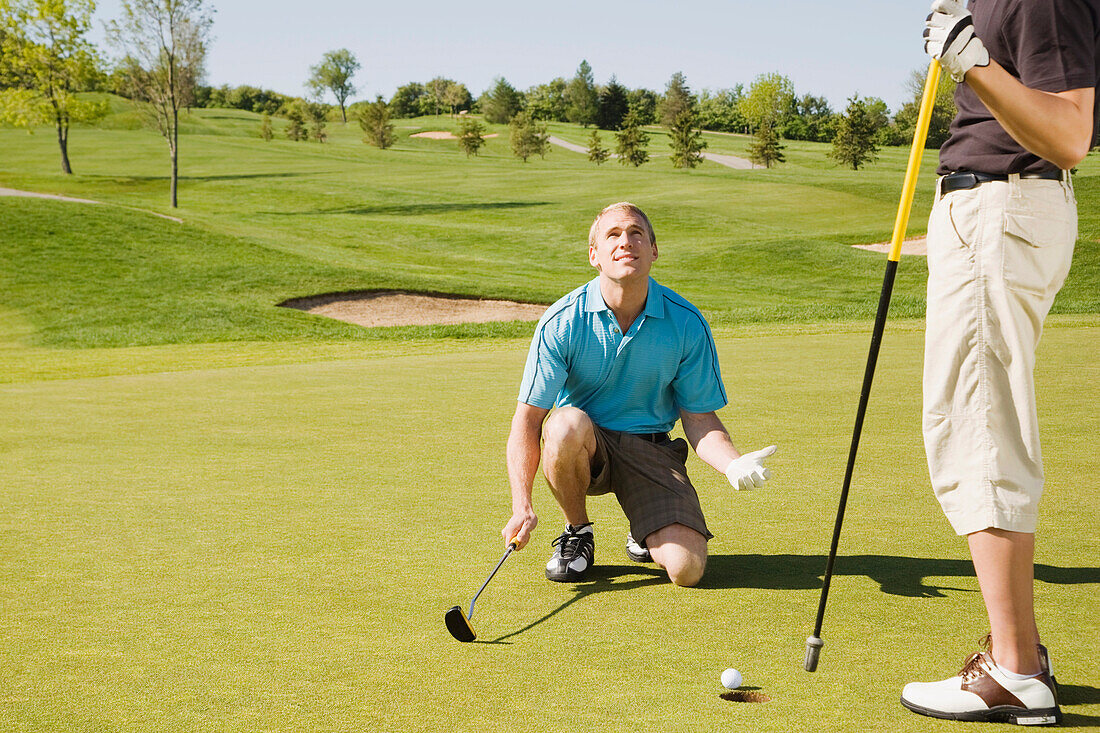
[
  {"left": 811, "top": 259, "right": 898, "bottom": 638},
  {"left": 468, "top": 543, "right": 515, "bottom": 619}
]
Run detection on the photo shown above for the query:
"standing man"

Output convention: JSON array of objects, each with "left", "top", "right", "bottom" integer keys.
[
  {"left": 902, "top": 0, "right": 1097, "bottom": 725},
  {"left": 501, "top": 202, "right": 776, "bottom": 587}
]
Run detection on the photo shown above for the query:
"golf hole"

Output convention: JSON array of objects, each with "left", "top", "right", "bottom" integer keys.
[{"left": 720, "top": 690, "right": 772, "bottom": 703}]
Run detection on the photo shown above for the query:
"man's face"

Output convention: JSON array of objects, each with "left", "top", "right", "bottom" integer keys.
[{"left": 588, "top": 209, "right": 658, "bottom": 282}]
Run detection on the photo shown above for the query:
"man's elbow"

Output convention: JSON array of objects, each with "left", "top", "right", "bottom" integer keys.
[{"left": 1049, "top": 139, "right": 1092, "bottom": 171}]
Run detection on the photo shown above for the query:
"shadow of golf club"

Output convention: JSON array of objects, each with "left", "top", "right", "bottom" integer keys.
[
  {"left": 699, "top": 554, "right": 1100, "bottom": 598},
  {"left": 487, "top": 564, "right": 665, "bottom": 643}
]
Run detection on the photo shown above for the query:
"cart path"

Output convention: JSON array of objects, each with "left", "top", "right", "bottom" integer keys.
[{"left": 0, "top": 187, "right": 184, "bottom": 223}]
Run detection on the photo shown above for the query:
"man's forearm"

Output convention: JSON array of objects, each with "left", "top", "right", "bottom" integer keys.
[
  {"left": 506, "top": 432, "right": 541, "bottom": 509},
  {"left": 965, "top": 61, "right": 1094, "bottom": 170}
]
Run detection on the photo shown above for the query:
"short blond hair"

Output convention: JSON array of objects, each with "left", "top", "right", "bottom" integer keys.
[{"left": 588, "top": 202, "right": 656, "bottom": 248}]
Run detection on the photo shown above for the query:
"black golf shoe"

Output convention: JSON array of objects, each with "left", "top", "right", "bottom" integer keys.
[
  {"left": 546, "top": 523, "right": 594, "bottom": 582},
  {"left": 625, "top": 532, "right": 652, "bottom": 563}
]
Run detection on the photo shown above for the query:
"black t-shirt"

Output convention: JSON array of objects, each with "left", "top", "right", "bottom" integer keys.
[{"left": 938, "top": 0, "right": 1100, "bottom": 174}]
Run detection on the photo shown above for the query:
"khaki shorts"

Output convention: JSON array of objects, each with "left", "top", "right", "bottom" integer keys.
[
  {"left": 924, "top": 174, "right": 1076, "bottom": 534},
  {"left": 587, "top": 426, "right": 712, "bottom": 545}
]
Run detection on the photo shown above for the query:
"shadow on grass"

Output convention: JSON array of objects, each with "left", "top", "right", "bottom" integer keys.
[
  {"left": 1060, "top": 684, "right": 1100, "bottom": 727},
  {"left": 699, "top": 554, "right": 1100, "bottom": 598},
  {"left": 485, "top": 564, "right": 665, "bottom": 643},
  {"left": 264, "top": 201, "right": 551, "bottom": 217}
]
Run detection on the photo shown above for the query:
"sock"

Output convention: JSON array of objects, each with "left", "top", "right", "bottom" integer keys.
[{"left": 998, "top": 663, "right": 1042, "bottom": 681}]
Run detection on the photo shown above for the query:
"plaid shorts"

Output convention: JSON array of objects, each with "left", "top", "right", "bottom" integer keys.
[{"left": 587, "top": 426, "right": 712, "bottom": 545}]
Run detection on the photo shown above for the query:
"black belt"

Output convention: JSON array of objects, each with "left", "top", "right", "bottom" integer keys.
[
  {"left": 633, "top": 432, "right": 671, "bottom": 443},
  {"left": 940, "top": 169, "right": 1064, "bottom": 197}
]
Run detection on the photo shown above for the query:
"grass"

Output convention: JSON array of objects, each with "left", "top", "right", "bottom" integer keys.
[
  {"left": 1, "top": 100, "right": 1098, "bottom": 348},
  {"left": 1, "top": 328, "right": 1097, "bottom": 732},
  {"left": 0, "top": 99, "right": 1097, "bottom": 730}
]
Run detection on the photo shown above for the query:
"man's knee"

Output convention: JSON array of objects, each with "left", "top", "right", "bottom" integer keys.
[
  {"left": 542, "top": 407, "right": 594, "bottom": 457},
  {"left": 646, "top": 524, "right": 708, "bottom": 587},
  {"left": 665, "top": 553, "right": 706, "bottom": 587}
]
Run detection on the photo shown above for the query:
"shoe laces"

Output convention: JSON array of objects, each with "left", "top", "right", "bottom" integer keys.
[
  {"left": 958, "top": 651, "right": 991, "bottom": 682},
  {"left": 551, "top": 524, "right": 591, "bottom": 560}
]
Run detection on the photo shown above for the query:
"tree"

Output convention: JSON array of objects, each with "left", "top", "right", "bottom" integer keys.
[
  {"left": 305, "top": 101, "right": 327, "bottom": 142},
  {"left": 740, "top": 72, "right": 795, "bottom": 133},
  {"left": 108, "top": 0, "right": 212, "bottom": 208},
  {"left": 625, "top": 87, "right": 658, "bottom": 125},
  {"left": 887, "top": 67, "right": 957, "bottom": 148},
  {"left": 480, "top": 76, "right": 522, "bottom": 124},
  {"left": 358, "top": 95, "right": 394, "bottom": 148},
  {"left": 659, "top": 71, "right": 694, "bottom": 127},
  {"left": 697, "top": 87, "right": 746, "bottom": 133},
  {"left": 389, "top": 82, "right": 425, "bottom": 118},
  {"left": 285, "top": 102, "right": 306, "bottom": 140},
  {"left": 456, "top": 115, "right": 485, "bottom": 157},
  {"left": 668, "top": 109, "right": 706, "bottom": 168},
  {"left": 424, "top": 76, "right": 452, "bottom": 116},
  {"left": 442, "top": 80, "right": 471, "bottom": 117},
  {"left": 259, "top": 112, "right": 273, "bottom": 140},
  {"left": 615, "top": 110, "right": 649, "bottom": 167},
  {"left": 565, "top": 60, "right": 597, "bottom": 126},
  {"left": 525, "top": 77, "right": 566, "bottom": 121},
  {"left": 783, "top": 94, "right": 836, "bottom": 142},
  {"left": 306, "top": 48, "right": 358, "bottom": 123},
  {"left": 586, "top": 129, "right": 609, "bottom": 165},
  {"left": 596, "top": 75, "right": 629, "bottom": 130},
  {"left": 0, "top": 0, "right": 107, "bottom": 174},
  {"left": 748, "top": 119, "right": 785, "bottom": 168},
  {"left": 830, "top": 94, "right": 882, "bottom": 170},
  {"left": 509, "top": 111, "right": 549, "bottom": 162}
]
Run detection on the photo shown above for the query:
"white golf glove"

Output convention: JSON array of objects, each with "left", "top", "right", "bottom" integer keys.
[
  {"left": 725, "top": 445, "right": 777, "bottom": 491},
  {"left": 924, "top": 0, "right": 989, "bottom": 82}
]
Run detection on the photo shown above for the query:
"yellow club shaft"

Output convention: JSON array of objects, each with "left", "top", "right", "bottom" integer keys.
[{"left": 888, "top": 60, "right": 942, "bottom": 262}]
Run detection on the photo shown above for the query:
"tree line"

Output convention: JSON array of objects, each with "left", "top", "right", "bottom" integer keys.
[{"left": 1, "top": 0, "right": 961, "bottom": 205}]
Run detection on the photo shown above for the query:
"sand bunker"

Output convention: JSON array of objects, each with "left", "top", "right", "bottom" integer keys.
[
  {"left": 279, "top": 291, "right": 547, "bottom": 328},
  {"left": 852, "top": 237, "right": 927, "bottom": 256},
  {"left": 411, "top": 131, "right": 499, "bottom": 140}
]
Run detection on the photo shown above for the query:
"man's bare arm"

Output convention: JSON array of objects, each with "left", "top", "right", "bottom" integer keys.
[
  {"left": 965, "top": 62, "right": 1094, "bottom": 170},
  {"left": 679, "top": 409, "right": 739, "bottom": 472},
  {"left": 502, "top": 402, "right": 549, "bottom": 549}
]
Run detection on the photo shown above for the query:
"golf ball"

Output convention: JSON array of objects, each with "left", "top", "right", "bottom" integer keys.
[{"left": 721, "top": 668, "right": 743, "bottom": 689}]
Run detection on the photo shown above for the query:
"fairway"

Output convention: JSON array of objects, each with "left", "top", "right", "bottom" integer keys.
[
  {"left": 1, "top": 326, "right": 1098, "bottom": 731},
  {"left": 1, "top": 103, "right": 1099, "bottom": 730}
]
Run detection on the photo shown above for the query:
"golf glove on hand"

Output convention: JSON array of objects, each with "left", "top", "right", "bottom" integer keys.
[
  {"left": 924, "top": 0, "right": 989, "bottom": 82},
  {"left": 725, "top": 445, "right": 777, "bottom": 491}
]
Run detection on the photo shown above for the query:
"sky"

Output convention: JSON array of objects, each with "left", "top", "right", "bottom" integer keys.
[{"left": 89, "top": 0, "right": 934, "bottom": 112}]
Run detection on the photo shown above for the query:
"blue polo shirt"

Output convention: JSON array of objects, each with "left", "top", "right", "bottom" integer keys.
[{"left": 518, "top": 277, "right": 728, "bottom": 433}]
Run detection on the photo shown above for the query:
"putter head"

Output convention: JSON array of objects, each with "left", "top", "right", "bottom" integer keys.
[
  {"left": 445, "top": 605, "right": 476, "bottom": 642},
  {"left": 804, "top": 635, "right": 824, "bottom": 672}
]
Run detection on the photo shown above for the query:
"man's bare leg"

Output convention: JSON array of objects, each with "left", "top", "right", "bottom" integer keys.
[
  {"left": 540, "top": 407, "right": 597, "bottom": 525},
  {"left": 646, "top": 523, "right": 707, "bottom": 587},
  {"left": 968, "top": 528, "right": 1042, "bottom": 674}
]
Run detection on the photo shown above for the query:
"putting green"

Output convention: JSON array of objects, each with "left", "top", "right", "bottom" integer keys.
[{"left": 1, "top": 324, "right": 1096, "bottom": 731}]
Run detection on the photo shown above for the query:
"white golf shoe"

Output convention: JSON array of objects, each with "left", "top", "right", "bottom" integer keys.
[
  {"left": 901, "top": 651, "right": 1061, "bottom": 726},
  {"left": 545, "top": 523, "right": 594, "bottom": 582}
]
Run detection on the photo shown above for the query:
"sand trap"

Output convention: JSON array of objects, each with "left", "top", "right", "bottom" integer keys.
[
  {"left": 279, "top": 290, "right": 547, "bottom": 328},
  {"left": 411, "top": 131, "right": 499, "bottom": 140},
  {"left": 852, "top": 237, "right": 927, "bottom": 256}
]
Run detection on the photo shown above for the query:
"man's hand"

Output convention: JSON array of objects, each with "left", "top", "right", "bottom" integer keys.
[
  {"left": 924, "top": 0, "right": 989, "bottom": 82},
  {"left": 503, "top": 508, "right": 538, "bottom": 550},
  {"left": 725, "top": 445, "right": 777, "bottom": 491}
]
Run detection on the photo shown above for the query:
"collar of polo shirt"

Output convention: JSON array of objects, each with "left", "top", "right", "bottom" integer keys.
[{"left": 582, "top": 277, "right": 667, "bottom": 320}]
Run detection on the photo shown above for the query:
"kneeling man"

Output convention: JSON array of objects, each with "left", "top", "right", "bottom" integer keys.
[{"left": 501, "top": 202, "right": 776, "bottom": 587}]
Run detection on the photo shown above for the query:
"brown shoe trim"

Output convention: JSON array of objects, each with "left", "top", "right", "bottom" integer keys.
[{"left": 962, "top": 672, "right": 1026, "bottom": 709}]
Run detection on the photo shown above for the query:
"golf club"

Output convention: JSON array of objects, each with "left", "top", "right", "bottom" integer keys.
[
  {"left": 804, "top": 60, "right": 942, "bottom": 673},
  {"left": 445, "top": 537, "right": 518, "bottom": 642}
]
